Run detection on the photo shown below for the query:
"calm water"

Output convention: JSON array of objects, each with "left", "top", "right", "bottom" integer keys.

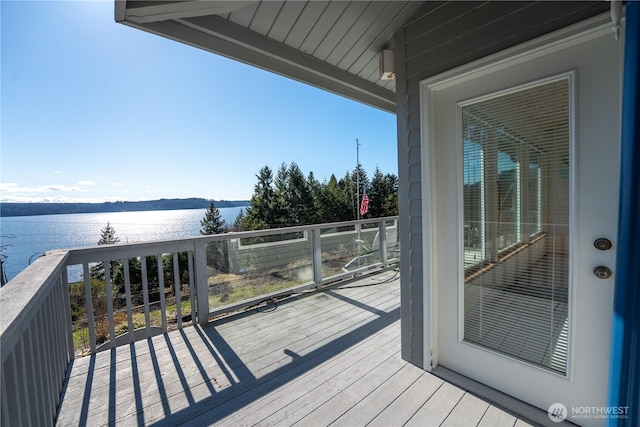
[{"left": 1, "top": 207, "right": 246, "bottom": 282}]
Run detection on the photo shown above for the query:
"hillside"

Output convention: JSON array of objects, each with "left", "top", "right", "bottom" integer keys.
[{"left": 0, "top": 198, "right": 249, "bottom": 217}]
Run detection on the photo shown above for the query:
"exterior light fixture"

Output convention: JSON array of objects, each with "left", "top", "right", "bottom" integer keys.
[{"left": 379, "top": 49, "right": 395, "bottom": 80}]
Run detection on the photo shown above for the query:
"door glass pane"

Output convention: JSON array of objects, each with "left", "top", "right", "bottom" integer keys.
[{"left": 462, "top": 78, "right": 570, "bottom": 374}]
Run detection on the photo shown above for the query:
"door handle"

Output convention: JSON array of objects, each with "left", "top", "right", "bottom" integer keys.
[{"left": 593, "top": 266, "right": 612, "bottom": 279}]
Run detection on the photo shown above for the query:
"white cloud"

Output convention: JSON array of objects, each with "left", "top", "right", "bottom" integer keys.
[
  {"left": 0, "top": 183, "right": 19, "bottom": 192},
  {"left": 0, "top": 194, "right": 108, "bottom": 203},
  {"left": 0, "top": 182, "right": 90, "bottom": 196}
]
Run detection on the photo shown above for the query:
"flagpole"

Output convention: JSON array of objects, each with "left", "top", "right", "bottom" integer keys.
[
  {"left": 356, "top": 138, "right": 360, "bottom": 221},
  {"left": 356, "top": 138, "right": 361, "bottom": 268}
]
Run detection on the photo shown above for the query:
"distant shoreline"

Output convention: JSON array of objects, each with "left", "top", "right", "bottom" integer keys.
[{"left": 0, "top": 198, "right": 250, "bottom": 218}]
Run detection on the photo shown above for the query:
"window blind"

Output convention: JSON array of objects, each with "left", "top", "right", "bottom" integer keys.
[{"left": 462, "top": 78, "right": 570, "bottom": 374}]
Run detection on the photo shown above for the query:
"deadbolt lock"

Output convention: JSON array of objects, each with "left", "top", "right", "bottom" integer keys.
[
  {"left": 593, "top": 266, "right": 613, "bottom": 280},
  {"left": 594, "top": 238, "right": 612, "bottom": 251}
]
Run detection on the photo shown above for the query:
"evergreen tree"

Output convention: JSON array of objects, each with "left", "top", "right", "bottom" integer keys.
[
  {"left": 200, "top": 201, "right": 229, "bottom": 273},
  {"left": 369, "top": 167, "right": 386, "bottom": 218},
  {"left": 286, "top": 162, "right": 314, "bottom": 225},
  {"left": 320, "top": 174, "right": 351, "bottom": 222},
  {"left": 200, "top": 202, "right": 225, "bottom": 235},
  {"left": 306, "top": 171, "right": 323, "bottom": 224},
  {"left": 368, "top": 167, "right": 399, "bottom": 218},
  {"left": 0, "top": 234, "right": 13, "bottom": 287},
  {"left": 243, "top": 166, "right": 275, "bottom": 230},
  {"left": 273, "top": 162, "right": 290, "bottom": 226},
  {"left": 382, "top": 173, "right": 399, "bottom": 216},
  {"left": 98, "top": 222, "right": 120, "bottom": 245},
  {"left": 239, "top": 162, "right": 398, "bottom": 228},
  {"left": 232, "top": 209, "right": 246, "bottom": 231},
  {"left": 90, "top": 222, "right": 120, "bottom": 280},
  {"left": 339, "top": 171, "right": 358, "bottom": 220}
]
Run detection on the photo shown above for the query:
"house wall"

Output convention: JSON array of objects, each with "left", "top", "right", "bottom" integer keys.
[{"left": 393, "top": 1, "right": 609, "bottom": 369}]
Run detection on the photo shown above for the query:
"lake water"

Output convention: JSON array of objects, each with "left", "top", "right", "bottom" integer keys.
[{"left": 1, "top": 207, "right": 246, "bottom": 283}]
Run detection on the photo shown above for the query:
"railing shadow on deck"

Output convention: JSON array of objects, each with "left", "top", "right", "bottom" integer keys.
[
  {"left": 61, "top": 277, "right": 400, "bottom": 426},
  {"left": 150, "top": 307, "right": 401, "bottom": 425}
]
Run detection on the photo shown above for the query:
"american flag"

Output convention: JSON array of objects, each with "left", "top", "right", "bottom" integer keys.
[{"left": 360, "top": 192, "right": 370, "bottom": 216}]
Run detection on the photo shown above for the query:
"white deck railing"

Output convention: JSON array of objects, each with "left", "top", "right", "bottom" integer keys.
[
  {"left": 0, "top": 217, "right": 398, "bottom": 426},
  {"left": 0, "top": 251, "right": 74, "bottom": 426}
]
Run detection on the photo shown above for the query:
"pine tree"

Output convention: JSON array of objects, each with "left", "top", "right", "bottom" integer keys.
[
  {"left": 201, "top": 201, "right": 229, "bottom": 273},
  {"left": 273, "top": 163, "right": 290, "bottom": 226},
  {"left": 98, "top": 222, "right": 120, "bottom": 245},
  {"left": 243, "top": 166, "right": 275, "bottom": 230},
  {"left": 200, "top": 202, "right": 225, "bottom": 235},
  {"left": 90, "top": 222, "right": 120, "bottom": 280},
  {"left": 232, "top": 209, "right": 246, "bottom": 231},
  {"left": 286, "top": 162, "right": 313, "bottom": 225}
]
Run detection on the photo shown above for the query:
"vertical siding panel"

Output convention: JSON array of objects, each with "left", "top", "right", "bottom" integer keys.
[
  {"left": 29, "top": 321, "right": 48, "bottom": 426},
  {"left": 4, "top": 353, "right": 23, "bottom": 425},
  {"left": 46, "top": 288, "right": 64, "bottom": 410},
  {"left": 53, "top": 282, "right": 67, "bottom": 394},
  {"left": 395, "top": 24, "right": 423, "bottom": 367},
  {"left": 31, "top": 317, "right": 51, "bottom": 426},
  {"left": 42, "top": 293, "right": 58, "bottom": 412},
  {"left": 36, "top": 309, "right": 55, "bottom": 422},
  {"left": 16, "top": 339, "right": 32, "bottom": 426},
  {"left": 24, "top": 325, "right": 41, "bottom": 426},
  {"left": 1, "top": 365, "right": 11, "bottom": 426}
]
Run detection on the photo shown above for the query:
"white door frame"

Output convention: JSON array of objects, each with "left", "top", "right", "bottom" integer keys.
[
  {"left": 420, "top": 12, "right": 614, "bottom": 372},
  {"left": 420, "top": 14, "right": 612, "bottom": 370}
]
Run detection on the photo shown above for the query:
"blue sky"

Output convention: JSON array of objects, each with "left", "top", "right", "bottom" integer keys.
[{"left": 1, "top": 0, "right": 397, "bottom": 203}]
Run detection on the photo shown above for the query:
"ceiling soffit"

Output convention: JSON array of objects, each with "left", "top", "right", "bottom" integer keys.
[{"left": 117, "top": 1, "right": 427, "bottom": 113}]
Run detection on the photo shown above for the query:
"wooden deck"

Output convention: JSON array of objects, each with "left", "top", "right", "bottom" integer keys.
[{"left": 56, "top": 270, "right": 539, "bottom": 427}]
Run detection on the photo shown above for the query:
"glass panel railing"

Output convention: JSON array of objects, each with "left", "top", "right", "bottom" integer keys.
[
  {"left": 341, "top": 223, "right": 382, "bottom": 272},
  {"left": 58, "top": 217, "right": 398, "bottom": 354},
  {"left": 385, "top": 219, "right": 400, "bottom": 262},
  {"left": 208, "top": 230, "right": 313, "bottom": 309},
  {"left": 319, "top": 224, "right": 359, "bottom": 278}
]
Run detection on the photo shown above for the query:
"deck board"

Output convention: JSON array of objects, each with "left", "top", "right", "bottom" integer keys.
[{"left": 56, "top": 270, "right": 543, "bottom": 426}]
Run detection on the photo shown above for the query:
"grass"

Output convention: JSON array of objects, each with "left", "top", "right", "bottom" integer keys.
[
  {"left": 71, "top": 250, "right": 364, "bottom": 354},
  {"left": 72, "top": 299, "right": 194, "bottom": 353}
]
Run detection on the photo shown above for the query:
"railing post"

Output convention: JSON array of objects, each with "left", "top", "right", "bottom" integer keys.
[
  {"left": 194, "top": 240, "right": 209, "bottom": 326},
  {"left": 82, "top": 264, "right": 96, "bottom": 354},
  {"left": 311, "top": 227, "right": 323, "bottom": 289},
  {"left": 379, "top": 220, "right": 388, "bottom": 267},
  {"left": 61, "top": 268, "right": 75, "bottom": 361}
]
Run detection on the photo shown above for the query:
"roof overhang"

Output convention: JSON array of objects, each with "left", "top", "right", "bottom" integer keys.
[{"left": 115, "top": 1, "right": 426, "bottom": 113}]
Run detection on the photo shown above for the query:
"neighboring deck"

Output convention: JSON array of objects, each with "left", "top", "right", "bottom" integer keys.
[{"left": 56, "top": 270, "right": 537, "bottom": 426}]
